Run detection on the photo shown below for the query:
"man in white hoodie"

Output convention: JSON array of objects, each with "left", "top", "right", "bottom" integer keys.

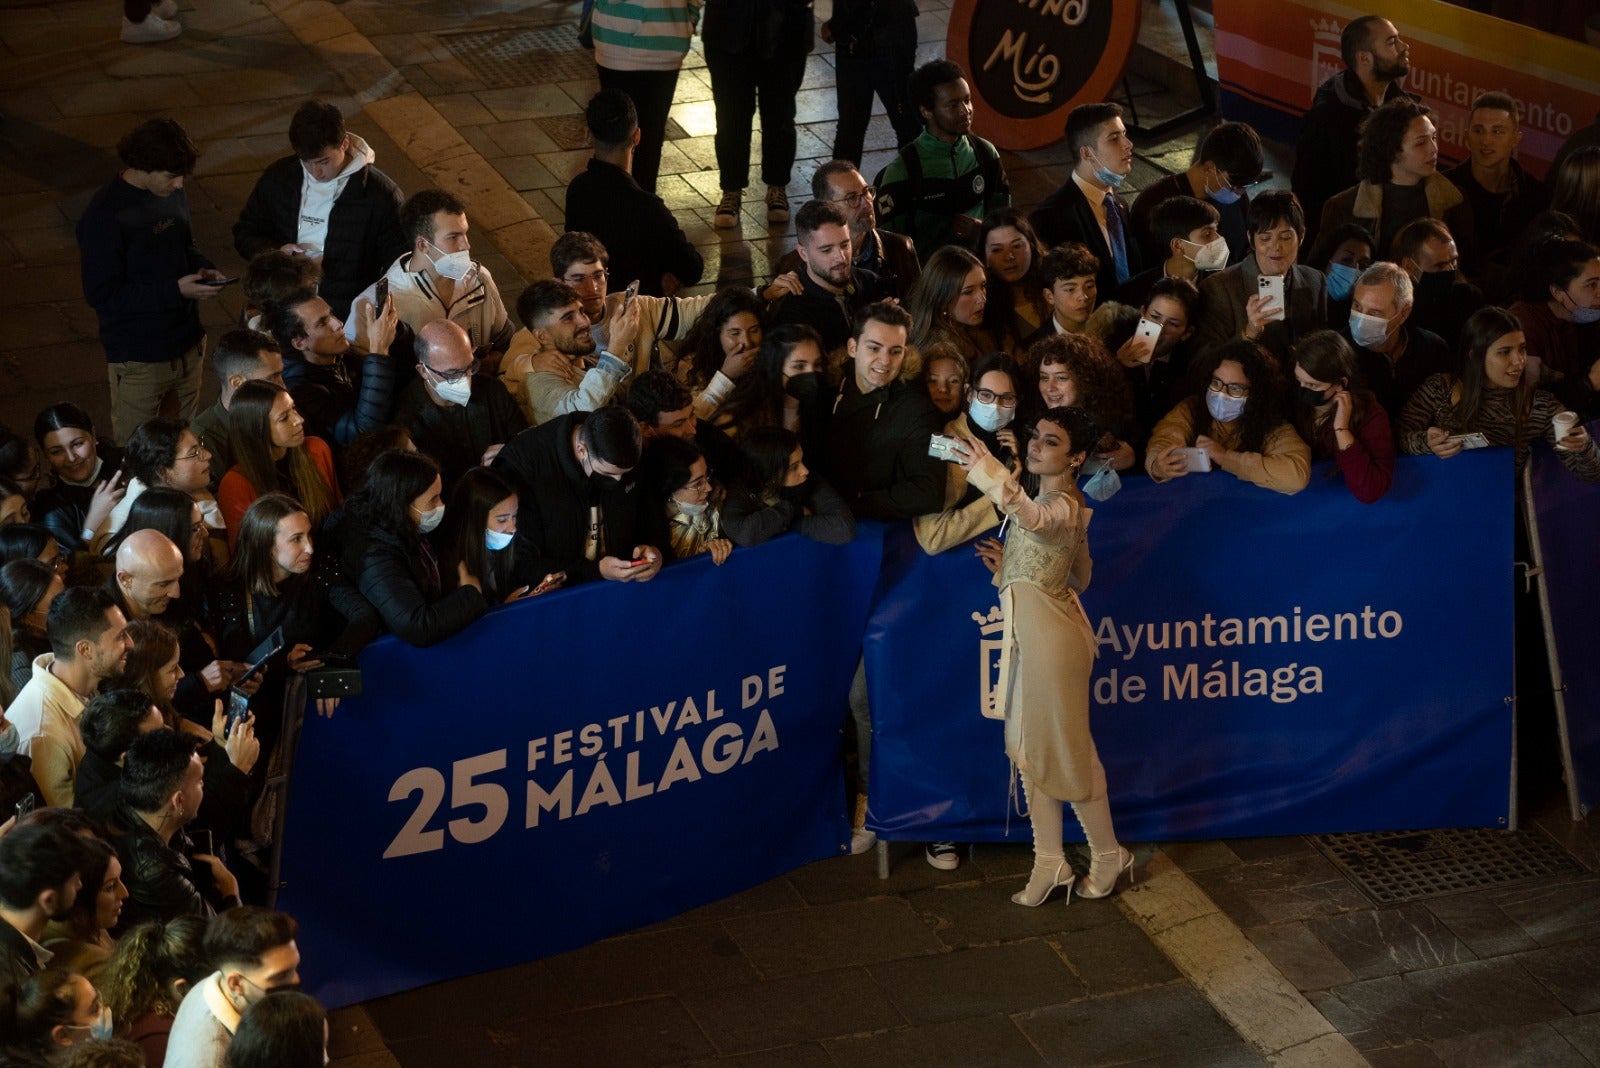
[{"left": 232, "top": 100, "right": 408, "bottom": 321}]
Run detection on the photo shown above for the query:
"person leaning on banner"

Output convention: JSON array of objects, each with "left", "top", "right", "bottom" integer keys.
[
  {"left": 491, "top": 407, "right": 663, "bottom": 587},
  {"left": 913, "top": 352, "right": 1021, "bottom": 555},
  {"left": 1398, "top": 306, "right": 1600, "bottom": 481},
  {"left": 439, "top": 467, "right": 557, "bottom": 607},
  {"left": 1288, "top": 331, "right": 1394, "bottom": 504},
  {"left": 1342, "top": 262, "right": 1452, "bottom": 422},
  {"left": 1509, "top": 238, "right": 1600, "bottom": 402},
  {"left": 721, "top": 427, "right": 855, "bottom": 548},
  {"left": 1145, "top": 339, "right": 1311, "bottom": 494},
  {"left": 332, "top": 450, "right": 488, "bottom": 648}
]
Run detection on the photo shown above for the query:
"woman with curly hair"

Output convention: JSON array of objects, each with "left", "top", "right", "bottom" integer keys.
[
  {"left": 96, "top": 915, "right": 210, "bottom": 1065},
  {"left": 1145, "top": 338, "right": 1311, "bottom": 493},
  {"left": 1024, "top": 334, "right": 1140, "bottom": 472},
  {"left": 674, "top": 286, "right": 765, "bottom": 422}
]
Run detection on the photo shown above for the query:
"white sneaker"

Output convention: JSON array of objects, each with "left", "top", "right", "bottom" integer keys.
[
  {"left": 154, "top": 0, "right": 179, "bottom": 17},
  {"left": 850, "top": 826, "right": 877, "bottom": 855},
  {"left": 122, "top": 13, "right": 181, "bottom": 43}
]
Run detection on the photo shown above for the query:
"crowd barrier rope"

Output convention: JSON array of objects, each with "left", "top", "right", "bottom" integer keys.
[{"left": 279, "top": 450, "right": 1516, "bottom": 1007}]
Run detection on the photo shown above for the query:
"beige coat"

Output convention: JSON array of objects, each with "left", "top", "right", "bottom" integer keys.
[{"left": 7, "top": 654, "right": 87, "bottom": 808}]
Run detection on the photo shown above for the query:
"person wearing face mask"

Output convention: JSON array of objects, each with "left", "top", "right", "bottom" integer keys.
[
  {"left": 2, "top": 968, "right": 114, "bottom": 1062},
  {"left": 164, "top": 907, "right": 302, "bottom": 1068},
  {"left": 1509, "top": 239, "right": 1600, "bottom": 399},
  {"left": 112, "top": 729, "right": 243, "bottom": 936},
  {"left": 1131, "top": 121, "right": 1263, "bottom": 267},
  {"left": 1146, "top": 340, "right": 1311, "bottom": 493},
  {"left": 1304, "top": 224, "right": 1375, "bottom": 331},
  {"left": 914, "top": 353, "right": 1021, "bottom": 554},
  {"left": 1343, "top": 262, "right": 1451, "bottom": 420},
  {"left": 344, "top": 189, "right": 515, "bottom": 365},
  {"left": 440, "top": 467, "right": 552, "bottom": 606},
  {"left": 722, "top": 427, "right": 855, "bottom": 548},
  {"left": 336, "top": 451, "right": 487, "bottom": 648},
  {"left": 716, "top": 324, "right": 829, "bottom": 446},
  {"left": 231, "top": 101, "right": 407, "bottom": 322},
  {"left": 1117, "top": 195, "right": 1226, "bottom": 309},
  {"left": 0, "top": 822, "right": 91, "bottom": 988},
  {"left": 638, "top": 437, "right": 733, "bottom": 565},
  {"left": 394, "top": 321, "right": 527, "bottom": 490},
  {"left": 1031, "top": 102, "right": 1143, "bottom": 298},
  {"left": 1400, "top": 307, "right": 1600, "bottom": 481},
  {"left": 1393, "top": 218, "right": 1486, "bottom": 351},
  {"left": 952, "top": 406, "right": 1135, "bottom": 905},
  {"left": 1289, "top": 332, "right": 1394, "bottom": 503}
]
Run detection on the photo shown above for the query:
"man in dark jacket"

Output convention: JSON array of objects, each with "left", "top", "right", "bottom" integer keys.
[
  {"left": 775, "top": 161, "right": 922, "bottom": 302},
  {"left": 816, "top": 300, "right": 944, "bottom": 521},
  {"left": 1291, "top": 15, "right": 1416, "bottom": 249},
  {"left": 492, "top": 408, "right": 663, "bottom": 586},
  {"left": 77, "top": 118, "right": 228, "bottom": 442},
  {"left": 769, "top": 200, "right": 892, "bottom": 355},
  {"left": 232, "top": 100, "right": 408, "bottom": 320},
  {"left": 113, "top": 728, "right": 242, "bottom": 935},
  {"left": 264, "top": 286, "right": 401, "bottom": 448},
  {"left": 565, "top": 89, "right": 702, "bottom": 299},
  {"left": 395, "top": 320, "right": 527, "bottom": 490},
  {"left": 0, "top": 822, "right": 89, "bottom": 989},
  {"left": 1030, "top": 102, "right": 1142, "bottom": 296}
]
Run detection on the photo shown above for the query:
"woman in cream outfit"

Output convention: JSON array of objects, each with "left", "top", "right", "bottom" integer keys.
[{"left": 955, "top": 406, "right": 1133, "bottom": 905}]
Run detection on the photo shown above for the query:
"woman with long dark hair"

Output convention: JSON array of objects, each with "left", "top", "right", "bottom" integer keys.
[
  {"left": 676, "top": 287, "right": 766, "bottom": 424},
  {"left": 915, "top": 351, "right": 1022, "bottom": 554},
  {"left": 1400, "top": 306, "right": 1599, "bottom": 479},
  {"left": 218, "top": 381, "right": 340, "bottom": 546},
  {"left": 30, "top": 404, "right": 126, "bottom": 554},
  {"left": 0, "top": 968, "right": 110, "bottom": 1062},
  {"left": 638, "top": 436, "right": 732, "bottom": 564},
  {"left": 338, "top": 451, "right": 486, "bottom": 646},
  {"left": 42, "top": 836, "right": 128, "bottom": 983},
  {"left": 716, "top": 322, "right": 826, "bottom": 442},
  {"left": 952, "top": 406, "right": 1133, "bottom": 904},
  {"left": 1146, "top": 339, "right": 1311, "bottom": 493},
  {"left": 1290, "top": 331, "right": 1394, "bottom": 503},
  {"left": 976, "top": 208, "right": 1049, "bottom": 336},
  {"left": 441, "top": 467, "right": 548, "bottom": 605},
  {"left": 721, "top": 427, "right": 854, "bottom": 547}
]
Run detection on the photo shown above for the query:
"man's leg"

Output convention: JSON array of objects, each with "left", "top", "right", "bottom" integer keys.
[
  {"left": 108, "top": 360, "right": 171, "bottom": 443},
  {"left": 831, "top": 48, "right": 875, "bottom": 165},
  {"left": 167, "top": 339, "right": 207, "bottom": 421},
  {"left": 704, "top": 46, "right": 758, "bottom": 194},
  {"left": 598, "top": 66, "right": 679, "bottom": 196},
  {"left": 873, "top": 17, "right": 923, "bottom": 151}
]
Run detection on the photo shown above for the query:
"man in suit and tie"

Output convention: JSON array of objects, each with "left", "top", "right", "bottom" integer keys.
[{"left": 1030, "top": 103, "right": 1142, "bottom": 302}]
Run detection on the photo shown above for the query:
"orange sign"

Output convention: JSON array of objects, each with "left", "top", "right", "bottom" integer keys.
[{"left": 947, "top": 0, "right": 1143, "bottom": 151}]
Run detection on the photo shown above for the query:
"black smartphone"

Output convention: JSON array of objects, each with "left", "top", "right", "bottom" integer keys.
[
  {"left": 374, "top": 277, "right": 389, "bottom": 311},
  {"left": 190, "top": 829, "right": 214, "bottom": 857},
  {"left": 15, "top": 792, "right": 35, "bottom": 822},
  {"left": 226, "top": 688, "right": 251, "bottom": 737}
]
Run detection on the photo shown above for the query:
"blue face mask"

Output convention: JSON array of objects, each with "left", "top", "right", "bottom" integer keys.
[
  {"left": 1087, "top": 149, "right": 1126, "bottom": 189},
  {"left": 1325, "top": 262, "right": 1360, "bottom": 302},
  {"left": 1206, "top": 390, "right": 1248, "bottom": 424},
  {"left": 1080, "top": 455, "right": 1122, "bottom": 501},
  {"left": 485, "top": 528, "right": 514, "bottom": 551}
]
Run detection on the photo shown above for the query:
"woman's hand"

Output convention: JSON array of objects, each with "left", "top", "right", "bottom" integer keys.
[
  {"left": 974, "top": 537, "right": 1004, "bottom": 575},
  {"left": 285, "top": 643, "right": 324, "bottom": 674},
  {"left": 1115, "top": 334, "right": 1153, "bottom": 368},
  {"left": 197, "top": 660, "right": 244, "bottom": 694},
  {"left": 994, "top": 428, "right": 1023, "bottom": 478},
  {"left": 1243, "top": 293, "right": 1278, "bottom": 339},
  {"left": 719, "top": 342, "right": 757, "bottom": 381},
  {"left": 1425, "top": 426, "right": 1463, "bottom": 459},
  {"left": 456, "top": 560, "right": 483, "bottom": 593},
  {"left": 315, "top": 697, "right": 341, "bottom": 718},
  {"left": 503, "top": 585, "right": 534, "bottom": 603},
  {"left": 1151, "top": 447, "right": 1188, "bottom": 480},
  {"left": 1195, "top": 434, "right": 1229, "bottom": 466},
  {"left": 708, "top": 539, "right": 733, "bottom": 565},
  {"left": 1559, "top": 425, "right": 1591, "bottom": 452},
  {"left": 1330, "top": 389, "right": 1353, "bottom": 429},
  {"left": 83, "top": 474, "right": 127, "bottom": 537},
  {"left": 225, "top": 713, "right": 260, "bottom": 775}
]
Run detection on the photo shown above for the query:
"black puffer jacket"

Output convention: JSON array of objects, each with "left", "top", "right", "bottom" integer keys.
[
  {"left": 817, "top": 376, "right": 944, "bottom": 521},
  {"left": 339, "top": 521, "right": 486, "bottom": 647},
  {"left": 281, "top": 349, "right": 401, "bottom": 449}
]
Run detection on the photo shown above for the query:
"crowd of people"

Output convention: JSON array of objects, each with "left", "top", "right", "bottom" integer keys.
[{"left": 4, "top": 6, "right": 1600, "bottom": 1063}]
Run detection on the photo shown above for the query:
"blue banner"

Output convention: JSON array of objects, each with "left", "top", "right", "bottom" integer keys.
[
  {"left": 864, "top": 450, "right": 1515, "bottom": 842},
  {"left": 1528, "top": 427, "right": 1600, "bottom": 815},
  {"left": 275, "top": 528, "right": 883, "bottom": 1009}
]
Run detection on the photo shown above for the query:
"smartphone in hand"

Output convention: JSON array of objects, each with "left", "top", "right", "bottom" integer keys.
[
  {"left": 374, "top": 276, "right": 389, "bottom": 311},
  {"left": 1257, "top": 274, "right": 1286, "bottom": 322},
  {"left": 190, "top": 829, "right": 214, "bottom": 857}
]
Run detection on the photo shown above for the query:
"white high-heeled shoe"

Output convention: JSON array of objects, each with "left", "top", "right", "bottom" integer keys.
[
  {"left": 1012, "top": 857, "right": 1075, "bottom": 907},
  {"left": 1076, "top": 846, "right": 1134, "bottom": 899}
]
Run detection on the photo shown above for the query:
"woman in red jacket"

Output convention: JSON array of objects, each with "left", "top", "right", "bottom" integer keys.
[
  {"left": 217, "top": 381, "right": 341, "bottom": 547},
  {"left": 1290, "top": 331, "right": 1395, "bottom": 503}
]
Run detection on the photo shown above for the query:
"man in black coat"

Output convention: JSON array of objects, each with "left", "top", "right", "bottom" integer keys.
[
  {"left": 232, "top": 100, "right": 408, "bottom": 320},
  {"left": 395, "top": 320, "right": 527, "bottom": 491},
  {"left": 775, "top": 161, "right": 922, "bottom": 302},
  {"left": 1030, "top": 102, "right": 1142, "bottom": 299},
  {"left": 769, "top": 200, "right": 892, "bottom": 356},
  {"left": 564, "top": 89, "right": 703, "bottom": 299},
  {"left": 264, "top": 286, "right": 402, "bottom": 449},
  {"left": 0, "top": 823, "right": 89, "bottom": 989},
  {"left": 492, "top": 408, "right": 663, "bottom": 586}
]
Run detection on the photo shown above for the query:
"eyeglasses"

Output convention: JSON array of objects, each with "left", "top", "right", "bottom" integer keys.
[
  {"left": 683, "top": 474, "right": 714, "bottom": 491},
  {"left": 1207, "top": 377, "right": 1250, "bottom": 399},
  {"left": 424, "top": 359, "right": 480, "bottom": 384},
  {"left": 973, "top": 388, "right": 1018, "bottom": 408},
  {"left": 832, "top": 186, "right": 877, "bottom": 208},
  {"left": 175, "top": 445, "right": 210, "bottom": 462}
]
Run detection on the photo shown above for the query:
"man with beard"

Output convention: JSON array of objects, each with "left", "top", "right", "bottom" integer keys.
[
  {"left": 264, "top": 285, "right": 401, "bottom": 448},
  {"left": 770, "top": 201, "right": 893, "bottom": 355},
  {"left": 499, "top": 279, "right": 643, "bottom": 426},
  {"left": 875, "top": 60, "right": 1011, "bottom": 260},
  {"left": 0, "top": 823, "right": 90, "bottom": 987},
  {"left": 7, "top": 587, "right": 133, "bottom": 807},
  {"left": 776, "top": 161, "right": 921, "bottom": 301},
  {"left": 1292, "top": 15, "right": 1416, "bottom": 249}
]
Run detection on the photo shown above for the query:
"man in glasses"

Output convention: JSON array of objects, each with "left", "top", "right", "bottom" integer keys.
[
  {"left": 396, "top": 320, "right": 528, "bottom": 489},
  {"left": 1130, "top": 121, "right": 1264, "bottom": 268},
  {"left": 777, "top": 161, "right": 922, "bottom": 302}
]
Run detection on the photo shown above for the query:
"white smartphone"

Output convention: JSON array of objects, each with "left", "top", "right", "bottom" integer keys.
[
  {"left": 1175, "top": 446, "right": 1212, "bottom": 472},
  {"left": 1133, "top": 317, "right": 1162, "bottom": 360},
  {"left": 1257, "top": 274, "right": 1286, "bottom": 322},
  {"left": 1444, "top": 432, "right": 1490, "bottom": 450}
]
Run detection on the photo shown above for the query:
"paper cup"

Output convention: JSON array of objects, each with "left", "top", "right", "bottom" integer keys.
[{"left": 1552, "top": 411, "right": 1578, "bottom": 449}]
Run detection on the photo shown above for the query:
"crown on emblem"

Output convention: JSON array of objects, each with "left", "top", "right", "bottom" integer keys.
[
  {"left": 1312, "top": 18, "right": 1341, "bottom": 41},
  {"left": 970, "top": 605, "right": 1005, "bottom": 636}
]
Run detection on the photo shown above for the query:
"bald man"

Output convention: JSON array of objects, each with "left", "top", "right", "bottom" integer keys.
[
  {"left": 108, "top": 528, "right": 258, "bottom": 720},
  {"left": 395, "top": 318, "right": 527, "bottom": 490}
]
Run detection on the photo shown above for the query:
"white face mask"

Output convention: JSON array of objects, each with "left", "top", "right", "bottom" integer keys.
[
  {"left": 431, "top": 372, "right": 472, "bottom": 407},
  {"left": 485, "top": 527, "right": 514, "bottom": 551},
  {"left": 967, "top": 399, "right": 1015, "bottom": 433},
  {"left": 673, "top": 498, "right": 709, "bottom": 517},
  {"left": 415, "top": 503, "right": 445, "bottom": 533},
  {"left": 425, "top": 240, "right": 474, "bottom": 281},
  {"left": 1349, "top": 309, "right": 1393, "bottom": 349},
  {"left": 1183, "top": 236, "right": 1230, "bottom": 272}
]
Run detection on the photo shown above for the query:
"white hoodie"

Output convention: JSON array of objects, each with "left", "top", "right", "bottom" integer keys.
[{"left": 297, "top": 133, "right": 374, "bottom": 256}]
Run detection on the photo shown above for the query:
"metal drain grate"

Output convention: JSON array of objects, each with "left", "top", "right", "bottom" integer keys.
[
  {"left": 437, "top": 24, "right": 594, "bottom": 88},
  {"left": 1312, "top": 827, "right": 1583, "bottom": 906},
  {"left": 536, "top": 114, "right": 592, "bottom": 151}
]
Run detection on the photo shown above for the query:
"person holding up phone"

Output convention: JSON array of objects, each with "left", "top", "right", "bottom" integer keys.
[
  {"left": 1145, "top": 339, "right": 1312, "bottom": 494},
  {"left": 1193, "top": 191, "right": 1328, "bottom": 368}
]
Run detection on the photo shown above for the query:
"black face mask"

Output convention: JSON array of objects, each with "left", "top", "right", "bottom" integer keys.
[
  {"left": 1417, "top": 270, "right": 1457, "bottom": 300},
  {"left": 785, "top": 372, "right": 821, "bottom": 402},
  {"left": 1296, "top": 385, "right": 1330, "bottom": 408}
]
